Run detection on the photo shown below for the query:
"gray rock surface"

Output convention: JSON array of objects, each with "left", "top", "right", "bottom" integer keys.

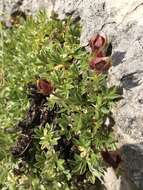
[
  {"left": 121, "top": 143, "right": 143, "bottom": 189},
  {"left": 0, "top": 0, "right": 54, "bottom": 17},
  {"left": 1, "top": 0, "right": 143, "bottom": 189}
]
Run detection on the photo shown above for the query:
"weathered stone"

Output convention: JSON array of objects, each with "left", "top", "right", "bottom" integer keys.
[
  {"left": 0, "top": 0, "right": 55, "bottom": 17},
  {"left": 121, "top": 143, "right": 143, "bottom": 189}
]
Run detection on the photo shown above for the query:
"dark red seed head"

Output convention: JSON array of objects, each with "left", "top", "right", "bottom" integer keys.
[
  {"left": 37, "top": 79, "right": 54, "bottom": 96},
  {"left": 89, "top": 57, "right": 111, "bottom": 74},
  {"left": 101, "top": 148, "right": 122, "bottom": 169},
  {"left": 89, "top": 33, "right": 107, "bottom": 53}
]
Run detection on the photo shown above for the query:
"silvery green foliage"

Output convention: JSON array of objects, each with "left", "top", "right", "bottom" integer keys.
[
  {"left": 2, "top": 0, "right": 143, "bottom": 189},
  {"left": 0, "top": 12, "right": 118, "bottom": 189}
]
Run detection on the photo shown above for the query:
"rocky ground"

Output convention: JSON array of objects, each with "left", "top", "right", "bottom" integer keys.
[{"left": 1, "top": 0, "right": 143, "bottom": 189}]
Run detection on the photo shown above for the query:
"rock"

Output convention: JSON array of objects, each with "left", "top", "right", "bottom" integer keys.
[
  {"left": 103, "top": 167, "right": 120, "bottom": 190},
  {"left": 121, "top": 143, "right": 143, "bottom": 189},
  {"left": 102, "top": 167, "right": 135, "bottom": 190},
  {"left": 0, "top": 0, "right": 16, "bottom": 15},
  {"left": 1, "top": 0, "right": 143, "bottom": 189},
  {"left": 0, "top": 0, "right": 55, "bottom": 17}
]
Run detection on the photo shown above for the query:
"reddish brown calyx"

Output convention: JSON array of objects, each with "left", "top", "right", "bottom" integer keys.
[
  {"left": 36, "top": 79, "right": 54, "bottom": 96},
  {"left": 89, "top": 56, "right": 111, "bottom": 74},
  {"left": 89, "top": 33, "right": 107, "bottom": 54},
  {"left": 101, "top": 148, "right": 122, "bottom": 169}
]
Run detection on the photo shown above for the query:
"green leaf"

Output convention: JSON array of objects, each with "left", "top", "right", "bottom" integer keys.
[{"left": 0, "top": 10, "right": 119, "bottom": 189}]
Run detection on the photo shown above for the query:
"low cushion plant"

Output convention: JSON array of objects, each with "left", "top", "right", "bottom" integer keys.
[{"left": 0, "top": 11, "right": 120, "bottom": 190}]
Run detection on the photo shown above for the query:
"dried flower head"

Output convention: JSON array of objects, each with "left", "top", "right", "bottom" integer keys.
[
  {"left": 89, "top": 56, "right": 111, "bottom": 74},
  {"left": 101, "top": 148, "right": 122, "bottom": 169},
  {"left": 89, "top": 33, "right": 107, "bottom": 53},
  {"left": 36, "top": 79, "right": 54, "bottom": 96}
]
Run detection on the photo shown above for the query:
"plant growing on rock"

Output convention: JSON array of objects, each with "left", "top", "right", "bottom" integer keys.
[{"left": 0, "top": 11, "right": 120, "bottom": 190}]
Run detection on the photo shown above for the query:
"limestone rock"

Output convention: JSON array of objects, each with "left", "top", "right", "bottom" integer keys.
[
  {"left": 121, "top": 143, "right": 143, "bottom": 189},
  {"left": 0, "top": 0, "right": 55, "bottom": 17}
]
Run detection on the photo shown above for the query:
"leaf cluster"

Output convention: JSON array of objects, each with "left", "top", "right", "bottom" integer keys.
[{"left": 0, "top": 11, "right": 119, "bottom": 190}]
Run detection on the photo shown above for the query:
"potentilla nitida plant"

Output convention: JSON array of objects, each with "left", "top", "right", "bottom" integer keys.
[{"left": 0, "top": 11, "right": 121, "bottom": 190}]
